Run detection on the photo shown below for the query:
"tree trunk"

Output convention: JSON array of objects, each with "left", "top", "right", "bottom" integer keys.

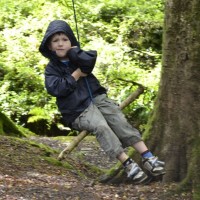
[
  {"left": 143, "top": 0, "right": 200, "bottom": 197},
  {"left": 0, "top": 111, "right": 24, "bottom": 136}
]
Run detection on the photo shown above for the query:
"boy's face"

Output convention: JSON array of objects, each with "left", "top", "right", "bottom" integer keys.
[{"left": 48, "top": 33, "right": 71, "bottom": 60}]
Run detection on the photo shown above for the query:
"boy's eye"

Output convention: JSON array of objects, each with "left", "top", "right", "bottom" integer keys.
[
  {"left": 52, "top": 38, "right": 59, "bottom": 43},
  {"left": 52, "top": 38, "right": 69, "bottom": 43}
]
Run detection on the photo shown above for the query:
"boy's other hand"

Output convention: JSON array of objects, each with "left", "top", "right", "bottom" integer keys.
[
  {"left": 72, "top": 68, "right": 87, "bottom": 81},
  {"left": 77, "top": 68, "right": 88, "bottom": 77}
]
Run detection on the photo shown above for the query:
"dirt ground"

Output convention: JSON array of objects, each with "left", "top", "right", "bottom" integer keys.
[{"left": 0, "top": 135, "right": 193, "bottom": 200}]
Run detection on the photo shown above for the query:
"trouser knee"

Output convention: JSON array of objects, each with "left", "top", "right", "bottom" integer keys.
[{"left": 94, "top": 124, "right": 124, "bottom": 159}]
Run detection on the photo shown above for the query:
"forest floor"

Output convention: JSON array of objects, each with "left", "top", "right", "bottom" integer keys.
[{"left": 0, "top": 135, "right": 193, "bottom": 200}]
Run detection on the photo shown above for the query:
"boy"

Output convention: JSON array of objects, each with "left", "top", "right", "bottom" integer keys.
[{"left": 39, "top": 20, "right": 165, "bottom": 184}]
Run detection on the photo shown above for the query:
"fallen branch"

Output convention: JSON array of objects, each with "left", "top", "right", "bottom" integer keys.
[
  {"left": 58, "top": 86, "right": 145, "bottom": 160},
  {"left": 58, "top": 130, "right": 88, "bottom": 160},
  {"left": 119, "top": 85, "right": 145, "bottom": 110}
]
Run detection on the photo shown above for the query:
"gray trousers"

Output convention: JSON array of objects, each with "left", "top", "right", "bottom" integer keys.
[{"left": 71, "top": 94, "right": 142, "bottom": 159}]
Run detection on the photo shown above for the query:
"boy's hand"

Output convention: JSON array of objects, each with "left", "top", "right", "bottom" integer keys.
[
  {"left": 72, "top": 68, "right": 87, "bottom": 81},
  {"left": 67, "top": 47, "right": 97, "bottom": 74},
  {"left": 77, "top": 68, "right": 88, "bottom": 77}
]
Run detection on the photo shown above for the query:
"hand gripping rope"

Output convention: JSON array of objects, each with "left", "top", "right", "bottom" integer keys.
[{"left": 71, "top": 0, "right": 93, "bottom": 102}]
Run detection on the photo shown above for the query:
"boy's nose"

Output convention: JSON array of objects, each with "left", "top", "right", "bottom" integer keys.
[{"left": 58, "top": 41, "right": 63, "bottom": 45}]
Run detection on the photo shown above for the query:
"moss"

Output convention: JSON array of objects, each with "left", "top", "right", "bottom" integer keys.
[
  {"left": 29, "top": 140, "right": 58, "bottom": 155},
  {"left": 0, "top": 111, "right": 24, "bottom": 137},
  {"left": 0, "top": 119, "right": 5, "bottom": 135},
  {"left": 99, "top": 161, "right": 122, "bottom": 182},
  {"left": 73, "top": 151, "right": 85, "bottom": 159},
  {"left": 0, "top": 112, "right": 35, "bottom": 137},
  {"left": 15, "top": 137, "right": 58, "bottom": 156},
  {"left": 18, "top": 126, "right": 36, "bottom": 137},
  {"left": 84, "top": 162, "right": 105, "bottom": 175},
  {"left": 191, "top": 140, "right": 200, "bottom": 199},
  {"left": 42, "top": 156, "right": 74, "bottom": 169},
  {"left": 193, "top": 186, "right": 200, "bottom": 200},
  {"left": 107, "top": 162, "right": 122, "bottom": 176},
  {"left": 142, "top": 99, "right": 160, "bottom": 141},
  {"left": 42, "top": 157, "right": 86, "bottom": 178}
]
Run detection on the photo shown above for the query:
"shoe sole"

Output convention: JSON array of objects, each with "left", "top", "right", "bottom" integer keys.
[
  {"left": 149, "top": 170, "right": 166, "bottom": 177},
  {"left": 142, "top": 170, "right": 166, "bottom": 184},
  {"left": 131, "top": 174, "right": 151, "bottom": 185}
]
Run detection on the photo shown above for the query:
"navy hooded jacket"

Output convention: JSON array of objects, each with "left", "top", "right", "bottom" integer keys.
[{"left": 39, "top": 20, "right": 106, "bottom": 126}]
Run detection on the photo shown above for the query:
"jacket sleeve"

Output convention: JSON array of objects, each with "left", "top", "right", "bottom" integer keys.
[
  {"left": 67, "top": 47, "right": 97, "bottom": 74},
  {"left": 45, "top": 65, "right": 77, "bottom": 97}
]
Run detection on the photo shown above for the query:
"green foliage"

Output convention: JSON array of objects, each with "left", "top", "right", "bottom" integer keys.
[
  {"left": 28, "top": 107, "right": 51, "bottom": 124},
  {"left": 0, "top": 0, "right": 164, "bottom": 135},
  {"left": 0, "top": 0, "right": 65, "bottom": 129}
]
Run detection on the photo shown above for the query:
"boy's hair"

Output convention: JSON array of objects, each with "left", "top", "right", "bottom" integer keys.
[{"left": 46, "top": 31, "right": 68, "bottom": 46}]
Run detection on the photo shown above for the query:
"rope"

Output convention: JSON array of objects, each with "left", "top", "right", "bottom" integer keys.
[
  {"left": 71, "top": 0, "right": 93, "bottom": 103},
  {"left": 71, "top": 0, "right": 80, "bottom": 44},
  {"left": 84, "top": 78, "right": 93, "bottom": 102}
]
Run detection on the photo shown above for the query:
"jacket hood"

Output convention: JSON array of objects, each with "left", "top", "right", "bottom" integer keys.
[{"left": 39, "top": 20, "right": 79, "bottom": 59}]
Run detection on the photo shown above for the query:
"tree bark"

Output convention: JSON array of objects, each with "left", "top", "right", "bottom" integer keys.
[
  {"left": 143, "top": 0, "right": 200, "bottom": 197},
  {"left": 58, "top": 86, "right": 145, "bottom": 160}
]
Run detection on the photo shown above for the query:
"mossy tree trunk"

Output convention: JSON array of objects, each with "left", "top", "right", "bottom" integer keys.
[
  {"left": 100, "top": 0, "right": 200, "bottom": 194},
  {"left": 143, "top": 0, "right": 200, "bottom": 197},
  {"left": 0, "top": 110, "right": 24, "bottom": 136}
]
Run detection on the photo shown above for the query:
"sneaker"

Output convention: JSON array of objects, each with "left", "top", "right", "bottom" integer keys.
[
  {"left": 142, "top": 156, "right": 165, "bottom": 176},
  {"left": 125, "top": 162, "right": 148, "bottom": 184}
]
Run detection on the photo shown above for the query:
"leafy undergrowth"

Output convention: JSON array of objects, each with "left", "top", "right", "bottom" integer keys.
[{"left": 0, "top": 136, "right": 193, "bottom": 200}]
